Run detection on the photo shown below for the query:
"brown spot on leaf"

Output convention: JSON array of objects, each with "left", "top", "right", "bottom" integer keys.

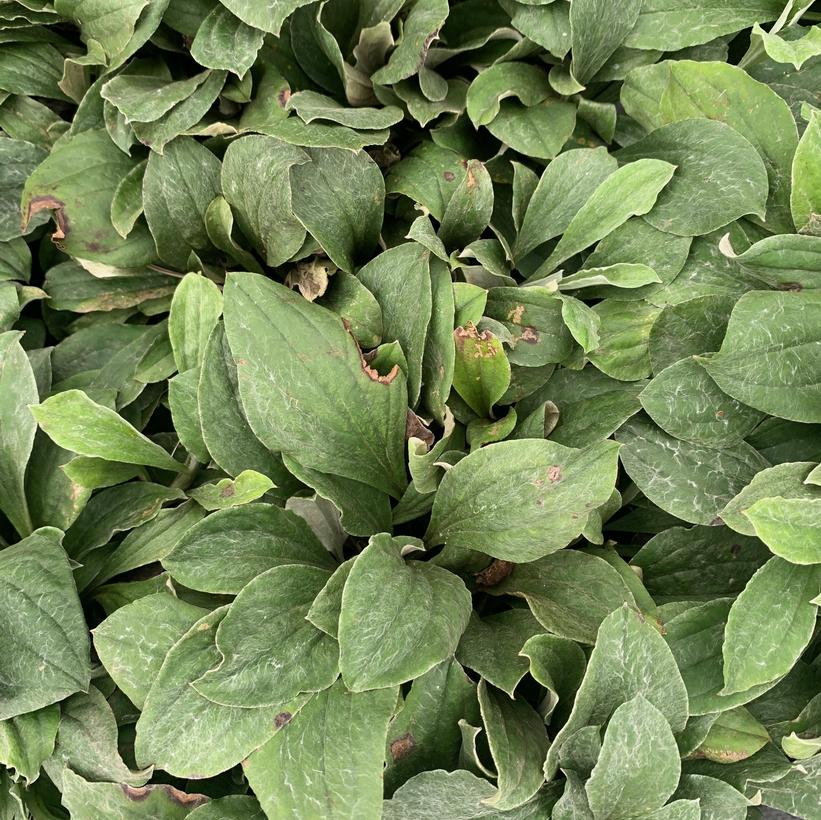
[
  {"left": 406, "top": 409, "right": 434, "bottom": 447},
  {"left": 277, "top": 88, "right": 291, "bottom": 107},
  {"left": 275, "top": 711, "right": 293, "bottom": 729},
  {"left": 548, "top": 465, "right": 561, "bottom": 482},
  {"left": 363, "top": 361, "right": 400, "bottom": 384},
  {"left": 520, "top": 326, "right": 539, "bottom": 344},
  {"left": 474, "top": 559, "right": 514, "bottom": 587},
  {"left": 120, "top": 785, "right": 208, "bottom": 809},
  {"left": 219, "top": 483, "right": 236, "bottom": 499},
  {"left": 390, "top": 733, "right": 415, "bottom": 761},
  {"left": 778, "top": 282, "right": 802, "bottom": 292},
  {"left": 466, "top": 163, "right": 476, "bottom": 189},
  {"left": 715, "top": 410, "right": 726, "bottom": 418},
  {"left": 455, "top": 323, "right": 498, "bottom": 358},
  {"left": 730, "top": 543, "right": 742, "bottom": 557},
  {"left": 26, "top": 196, "right": 69, "bottom": 248},
  {"left": 443, "top": 171, "right": 455, "bottom": 182},
  {"left": 507, "top": 304, "right": 525, "bottom": 324}
]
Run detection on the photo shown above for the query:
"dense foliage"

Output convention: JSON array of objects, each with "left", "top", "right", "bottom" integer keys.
[{"left": 1, "top": 0, "right": 821, "bottom": 817}]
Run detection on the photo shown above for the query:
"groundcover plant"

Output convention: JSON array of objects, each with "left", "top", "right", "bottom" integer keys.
[{"left": 2, "top": 0, "right": 821, "bottom": 818}]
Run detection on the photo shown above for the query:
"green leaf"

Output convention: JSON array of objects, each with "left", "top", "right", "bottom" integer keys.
[
  {"left": 704, "top": 290, "right": 821, "bottom": 422},
  {"left": 190, "top": 5, "right": 264, "bottom": 76},
  {"left": 617, "top": 119, "right": 769, "bottom": 236},
  {"left": 163, "top": 503, "right": 335, "bottom": 594},
  {"left": 193, "top": 565, "right": 338, "bottom": 707},
  {"left": 616, "top": 414, "right": 769, "bottom": 525},
  {"left": 426, "top": 438, "right": 620, "bottom": 562},
  {"left": 791, "top": 107, "right": 821, "bottom": 235},
  {"left": 198, "top": 323, "right": 295, "bottom": 486},
  {"left": 45, "top": 685, "right": 150, "bottom": 787},
  {"left": 514, "top": 147, "right": 617, "bottom": 261},
  {"left": 384, "top": 659, "right": 479, "bottom": 795},
  {"left": 357, "top": 243, "right": 431, "bottom": 406},
  {"left": 188, "top": 470, "right": 274, "bottom": 510},
  {"left": 720, "top": 462, "right": 819, "bottom": 535},
  {"left": 21, "top": 130, "right": 156, "bottom": 266},
  {"left": 546, "top": 606, "right": 688, "bottom": 779},
  {"left": 560, "top": 263, "right": 661, "bottom": 291},
  {"left": 586, "top": 694, "right": 681, "bottom": 819},
  {"left": 0, "top": 704, "right": 58, "bottom": 784},
  {"left": 543, "top": 158, "right": 675, "bottom": 271},
  {"left": 631, "top": 525, "right": 769, "bottom": 602},
  {"left": 287, "top": 90, "right": 404, "bottom": 130},
  {"left": 244, "top": 679, "right": 398, "bottom": 819},
  {"left": 649, "top": 294, "right": 736, "bottom": 373},
  {"left": 142, "top": 137, "right": 221, "bottom": 270},
  {"left": 0, "top": 528, "right": 90, "bottom": 719},
  {"left": 384, "top": 769, "right": 560, "bottom": 820},
  {"left": 622, "top": 60, "right": 799, "bottom": 232},
  {"left": 639, "top": 357, "right": 764, "bottom": 448},
  {"left": 752, "top": 22, "right": 821, "bottom": 70},
  {"left": 339, "top": 534, "right": 472, "bottom": 692},
  {"left": 223, "top": 273, "right": 408, "bottom": 498},
  {"left": 220, "top": 135, "right": 308, "bottom": 267},
  {"left": 452, "top": 323, "right": 511, "bottom": 418},
  {"left": 101, "top": 72, "right": 212, "bottom": 124},
  {"left": 168, "top": 273, "right": 222, "bottom": 373},
  {"left": 371, "top": 0, "right": 450, "bottom": 85},
  {"left": 664, "top": 598, "right": 779, "bottom": 715},
  {"left": 673, "top": 774, "right": 748, "bottom": 820},
  {"left": 695, "top": 706, "right": 770, "bottom": 763},
  {"left": 588, "top": 300, "right": 661, "bottom": 381},
  {"left": 625, "top": 0, "right": 784, "bottom": 51},
  {"left": 135, "top": 606, "right": 304, "bottom": 779},
  {"left": 31, "top": 389, "right": 183, "bottom": 472},
  {"left": 478, "top": 681, "right": 550, "bottom": 810},
  {"left": 289, "top": 147, "right": 384, "bottom": 273},
  {"left": 61, "top": 768, "right": 208, "bottom": 820},
  {"left": 744, "top": 496, "right": 821, "bottom": 564},
  {"left": 570, "top": 0, "right": 642, "bottom": 84},
  {"left": 456, "top": 610, "right": 544, "bottom": 697},
  {"left": 465, "top": 62, "right": 549, "bottom": 127},
  {"left": 487, "top": 99, "right": 577, "bottom": 161},
  {"left": 489, "top": 550, "right": 638, "bottom": 645},
  {"left": 0, "top": 332, "right": 36, "bottom": 536},
  {"left": 438, "top": 160, "right": 494, "bottom": 252},
  {"left": 722, "top": 558, "right": 821, "bottom": 695},
  {"left": 93, "top": 592, "right": 207, "bottom": 708}
]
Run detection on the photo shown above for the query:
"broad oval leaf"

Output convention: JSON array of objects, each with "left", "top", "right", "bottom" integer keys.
[{"left": 426, "top": 438, "right": 621, "bottom": 562}]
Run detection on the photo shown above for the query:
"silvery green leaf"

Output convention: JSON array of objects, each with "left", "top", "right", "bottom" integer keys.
[
  {"left": 244, "top": 679, "right": 398, "bottom": 819},
  {"left": 744, "top": 496, "right": 821, "bottom": 564},
  {"left": 135, "top": 606, "right": 306, "bottom": 779},
  {"left": 585, "top": 694, "right": 681, "bottom": 819},
  {"left": 546, "top": 606, "right": 688, "bottom": 778},
  {"left": 289, "top": 147, "right": 384, "bottom": 273},
  {"left": 616, "top": 414, "right": 769, "bottom": 525},
  {"left": 722, "top": 558, "right": 821, "bottom": 695},
  {"left": 488, "top": 551, "right": 637, "bottom": 645},
  {"left": 0, "top": 528, "right": 90, "bottom": 719},
  {"left": 791, "top": 106, "right": 821, "bottom": 235},
  {"left": 163, "top": 503, "right": 335, "bottom": 594},
  {"left": 61, "top": 768, "right": 208, "bottom": 819},
  {"left": 223, "top": 273, "right": 408, "bottom": 498},
  {"left": 616, "top": 119, "right": 769, "bottom": 236},
  {"left": 427, "top": 438, "right": 620, "bottom": 562},
  {"left": 339, "top": 534, "right": 472, "bottom": 692},
  {"left": 478, "top": 681, "right": 549, "bottom": 810},
  {"left": 93, "top": 592, "right": 208, "bottom": 708}
]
